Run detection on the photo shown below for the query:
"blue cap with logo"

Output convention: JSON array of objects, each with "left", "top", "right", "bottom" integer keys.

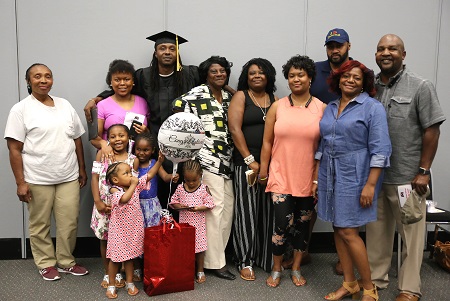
[{"left": 324, "top": 28, "right": 350, "bottom": 45}]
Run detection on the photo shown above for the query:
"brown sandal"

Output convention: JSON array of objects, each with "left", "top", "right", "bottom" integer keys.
[
  {"left": 101, "top": 275, "right": 109, "bottom": 288},
  {"left": 240, "top": 266, "right": 255, "bottom": 281},
  {"left": 196, "top": 272, "right": 206, "bottom": 284},
  {"left": 132, "top": 269, "right": 142, "bottom": 282},
  {"left": 291, "top": 270, "right": 306, "bottom": 286},
  {"left": 114, "top": 273, "right": 125, "bottom": 288},
  {"left": 362, "top": 284, "right": 378, "bottom": 301},
  {"left": 324, "top": 280, "right": 360, "bottom": 300},
  {"left": 266, "top": 271, "right": 281, "bottom": 288},
  {"left": 106, "top": 286, "right": 117, "bottom": 299},
  {"left": 126, "top": 282, "right": 139, "bottom": 296}
]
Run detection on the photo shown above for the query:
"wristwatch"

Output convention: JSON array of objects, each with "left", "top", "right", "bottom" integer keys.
[{"left": 418, "top": 167, "right": 430, "bottom": 175}]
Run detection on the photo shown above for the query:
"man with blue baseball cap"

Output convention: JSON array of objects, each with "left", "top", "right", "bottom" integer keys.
[{"left": 310, "top": 28, "right": 352, "bottom": 104}]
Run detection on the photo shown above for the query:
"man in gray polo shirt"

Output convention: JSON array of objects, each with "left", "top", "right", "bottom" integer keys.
[{"left": 366, "top": 34, "right": 446, "bottom": 301}]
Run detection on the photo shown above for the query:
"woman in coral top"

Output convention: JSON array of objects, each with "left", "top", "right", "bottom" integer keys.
[{"left": 259, "top": 55, "right": 326, "bottom": 288}]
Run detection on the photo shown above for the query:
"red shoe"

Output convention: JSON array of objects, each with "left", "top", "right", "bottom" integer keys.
[
  {"left": 57, "top": 264, "right": 89, "bottom": 276},
  {"left": 39, "top": 266, "right": 61, "bottom": 281}
]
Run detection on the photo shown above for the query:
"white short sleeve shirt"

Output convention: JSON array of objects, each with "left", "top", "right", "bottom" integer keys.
[{"left": 4, "top": 94, "right": 85, "bottom": 185}]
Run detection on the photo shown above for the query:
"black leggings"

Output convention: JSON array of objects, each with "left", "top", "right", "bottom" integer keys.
[{"left": 271, "top": 193, "right": 315, "bottom": 256}]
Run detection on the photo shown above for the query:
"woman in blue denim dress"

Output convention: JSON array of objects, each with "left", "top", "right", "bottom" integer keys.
[{"left": 316, "top": 60, "right": 391, "bottom": 301}]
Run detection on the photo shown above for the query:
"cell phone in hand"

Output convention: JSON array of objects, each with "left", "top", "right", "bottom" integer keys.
[{"left": 129, "top": 120, "right": 142, "bottom": 139}]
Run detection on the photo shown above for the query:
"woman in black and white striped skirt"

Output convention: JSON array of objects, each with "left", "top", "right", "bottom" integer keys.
[{"left": 228, "top": 58, "right": 278, "bottom": 281}]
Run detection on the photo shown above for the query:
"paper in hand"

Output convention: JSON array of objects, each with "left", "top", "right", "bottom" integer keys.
[{"left": 397, "top": 184, "right": 412, "bottom": 207}]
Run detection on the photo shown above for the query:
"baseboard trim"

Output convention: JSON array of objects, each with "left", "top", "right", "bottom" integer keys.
[
  {"left": 0, "top": 237, "right": 101, "bottom": 260},
  {"left": 0, "top": 238, "right": 22, "bottom": 259}
]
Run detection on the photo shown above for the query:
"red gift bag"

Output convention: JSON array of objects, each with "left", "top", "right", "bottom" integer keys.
[{"left": 143, "top": 219, "right": 195, "bottom": 296}]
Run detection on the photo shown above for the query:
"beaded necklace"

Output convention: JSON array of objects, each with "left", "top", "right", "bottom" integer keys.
[{"left": 288, "top": 93, "right": 312, "bottom": 107}]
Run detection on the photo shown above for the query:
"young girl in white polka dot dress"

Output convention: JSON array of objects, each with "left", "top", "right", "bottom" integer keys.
[{"left": 169, "top": 159, "right": 215, "bottom": 284}]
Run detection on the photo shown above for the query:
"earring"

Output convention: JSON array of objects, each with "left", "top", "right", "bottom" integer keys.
[
  {"left": 361, "top": 88, "right": 364, "bottom": 93},
  {"left": 309, "top": 80, "right": 312, "bottom": 87},
  {"left": 27, "top": 84, "right": 31, "bottom": 90}
]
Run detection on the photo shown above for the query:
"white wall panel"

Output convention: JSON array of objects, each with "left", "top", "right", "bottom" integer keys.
[
  {"left": 0, "top": 0, "right": 24, "bottom": 238},
  {"left": 169, "top": 0, "right": 306, "bottom": 97},
  {"left": 433, "top": 0, "right": 450, "bottom": 211},
  {"left": 0, "top": 0, "right": 449, "bottom": 239}
]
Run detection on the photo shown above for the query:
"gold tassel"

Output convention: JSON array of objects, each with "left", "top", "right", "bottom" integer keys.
[{"left": 176, "top": 35, "right": 182, "bottom": 71}]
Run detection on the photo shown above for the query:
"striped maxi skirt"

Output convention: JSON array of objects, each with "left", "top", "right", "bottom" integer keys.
[{"left": 232, "top": 165, "right": 274, "bottom": 272}]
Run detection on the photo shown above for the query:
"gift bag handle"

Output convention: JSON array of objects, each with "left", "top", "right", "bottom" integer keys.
[
  {"left": 159, "top": 211, "right": 181, "bottom": 234},
  {"left": 162, "top": 220, "right": 181, "bottom": 234}
]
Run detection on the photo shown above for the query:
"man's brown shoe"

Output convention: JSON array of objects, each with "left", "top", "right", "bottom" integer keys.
[{"left": 396, "top": 292, "right": 419, "bottom": 301}]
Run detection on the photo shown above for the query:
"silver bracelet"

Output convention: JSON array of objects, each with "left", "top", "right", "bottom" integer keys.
[{"left": 244, "top": 154, "right": 255, "bottom": 165}]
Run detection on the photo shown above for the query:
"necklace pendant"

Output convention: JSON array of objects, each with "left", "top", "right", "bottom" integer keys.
[{"left": 263, "top": 116, "right": 266, "bottom": 121}]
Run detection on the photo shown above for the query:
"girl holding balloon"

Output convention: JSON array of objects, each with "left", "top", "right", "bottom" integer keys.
[
  {"left": 134, "top": 132, "right": 179, "bottom": 228},
  {"left": 130, "top": 132, "right": 179, "bottom": 282}
]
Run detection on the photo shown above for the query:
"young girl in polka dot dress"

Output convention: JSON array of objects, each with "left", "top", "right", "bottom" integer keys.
[
  {"left": 104, "top": 152, "right": 164, "bottom": 299},
  {"left": 169, "top": 159, "right": 215, "bottom": 284}
]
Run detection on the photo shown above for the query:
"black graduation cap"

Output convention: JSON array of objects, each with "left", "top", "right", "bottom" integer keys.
[
  {"left": 146, "top": 30, "right": 188, "bottom": 47},
  {"left": 146, "top": 30, "right": 187, "bottom": 71}
]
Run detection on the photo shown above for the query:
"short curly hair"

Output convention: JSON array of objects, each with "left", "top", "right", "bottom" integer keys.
[
  {"left": 327, "top": 60, "right": 376, "bottom": 97},
  {"left": 198, "top": 56, "right": 232, "bottom": 84},
  {"left": 237, "top": 58, "right": 277, "bottom": 93},
  {"left": 282, "top": 55, "right": 316, "bottom": 83},
  {"left": 105, "top": 59, "right": 136, "bottom": 85}
]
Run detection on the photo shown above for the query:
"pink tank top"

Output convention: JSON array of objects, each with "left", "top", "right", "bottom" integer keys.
[{"left": 266, "top": 96, "right": 323, "bottom": 197}]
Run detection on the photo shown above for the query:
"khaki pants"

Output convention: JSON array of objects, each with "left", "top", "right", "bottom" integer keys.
[
  {"left": 203, "top": 170, "right": 234, "bottom": 269},
  {"left": 28, "top": 180, "right": 80, "bottom": 270},
  {"left": 366, "top": 184, "right": 425, "bottom": 297}
]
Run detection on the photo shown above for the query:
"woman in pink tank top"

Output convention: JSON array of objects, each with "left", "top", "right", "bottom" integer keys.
[{"left": 260, "top": 55, "right": 326, "bottom": 288}]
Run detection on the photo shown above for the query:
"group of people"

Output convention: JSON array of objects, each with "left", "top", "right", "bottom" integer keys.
[{"left": 5, "top": 28, "right": 445, "bottom": 301}]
